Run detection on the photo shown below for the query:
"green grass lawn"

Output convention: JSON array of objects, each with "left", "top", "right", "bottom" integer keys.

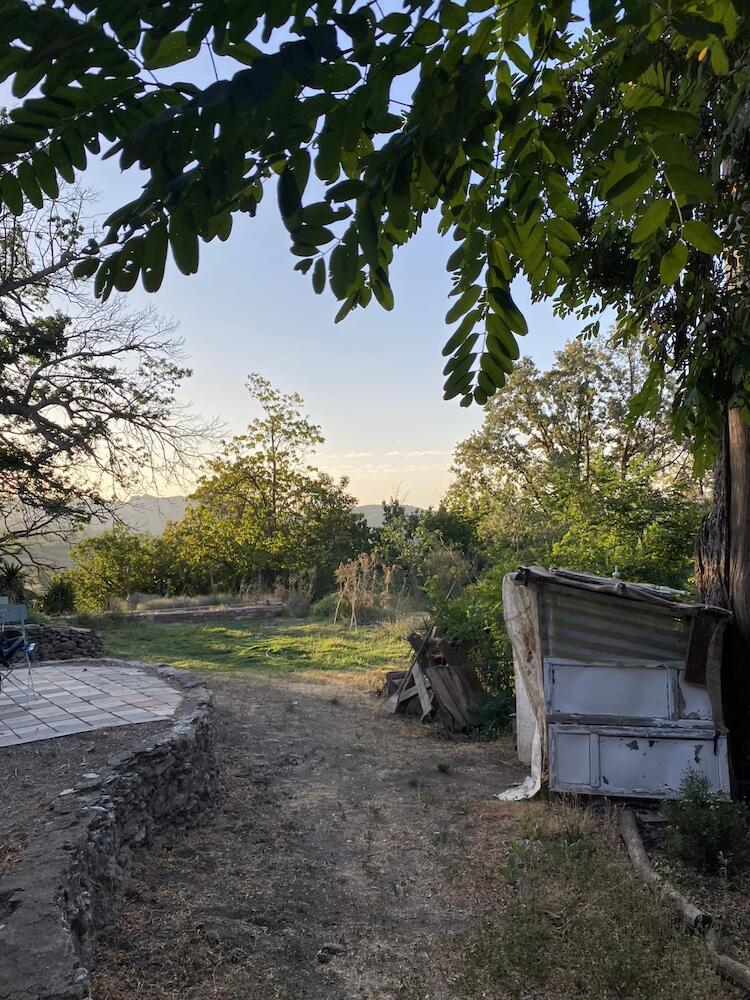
[{"left": 97, "top": 616, "right": 413, "bottom": 686}]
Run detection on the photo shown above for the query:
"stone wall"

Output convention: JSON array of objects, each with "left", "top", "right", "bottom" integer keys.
[
  {"left": 25, "top": 624, "right": 104, "bottom": 661},
  {"left": 0, "top": 665, "right": 220, "bottom": 1000}
]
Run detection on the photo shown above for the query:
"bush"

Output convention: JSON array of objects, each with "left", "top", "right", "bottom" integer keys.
[
  {"left": 310, "top": 591, "right": 391, "bottom": 624},
  {"left": 427, "top": 593, "right": 513, "bottom": 698},
  {"left": 664, "top": 772, "right": 748, "bottom": 872},
  {"left": 310, "top": 593, "right": 340, "bottom": 620},
  {"left": 41, "top": 575, "right": 76, "bottom": 615},
  {"left": 284, "top": 591, "right": 311, "bottom": 618}
]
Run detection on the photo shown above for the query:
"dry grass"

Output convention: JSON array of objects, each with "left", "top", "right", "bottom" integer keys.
[{"left": 460, "top": 801, "right": 740, "bottom": 1000}]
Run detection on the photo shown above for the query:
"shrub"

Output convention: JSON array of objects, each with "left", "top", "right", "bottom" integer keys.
[
  {"left": 0, "top": 560, "right": 28, "bottom": 603},
  {"left": 664, "top": 772, "right": 748, "bottom": 872},
  {"left": 310, "top": 593, "right": 340, "bottom": 620},
  {"left": 427, "top": 594, "right": 513, "bottom": 697},
  {"left": 284, "top": 591, "right": 311, "bottom": 618},
  {"left": 41, "top": 575, "right": 76, "bottom": 615}
]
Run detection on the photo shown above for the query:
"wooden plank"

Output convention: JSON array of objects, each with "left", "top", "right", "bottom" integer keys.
[
  {"left": 448, "top": 664, "right": 485, "bottom": 712},
  {"left": 425, "top": 665, "right": 467, "bottom": 728},
  {"left": 412, "top": 661, "right": 434, "bottom": 718},
  {"left": 384, "top": 683, "right": 419, "bottom": 713}
]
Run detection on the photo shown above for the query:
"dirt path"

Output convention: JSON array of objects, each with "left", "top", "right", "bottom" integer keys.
[{"left": 92, "top": 672, "right": 526, "bottom": 1000}]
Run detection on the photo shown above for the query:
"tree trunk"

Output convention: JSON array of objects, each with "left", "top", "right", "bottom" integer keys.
[{"left": 696, "top": 409, "right": 750, "bottom": 797}]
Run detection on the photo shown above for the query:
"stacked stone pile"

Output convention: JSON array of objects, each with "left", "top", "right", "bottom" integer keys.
[{"left": 25, "top": 624, "right": 104, "bottom": 661}]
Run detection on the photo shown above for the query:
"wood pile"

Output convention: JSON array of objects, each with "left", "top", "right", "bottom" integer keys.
[{"left": 382, "top": 629, "right": 486, "bottom": 730}]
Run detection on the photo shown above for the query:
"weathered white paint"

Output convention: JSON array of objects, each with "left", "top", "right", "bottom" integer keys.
[
  {"left": 550, "top": 723, "right": 731, "bottom": 797},
  {"left": 514, "top": 660, "right": 535, "bottom": 765}
]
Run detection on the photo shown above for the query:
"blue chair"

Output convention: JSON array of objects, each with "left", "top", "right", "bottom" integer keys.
[{"left": 0, "top": 604, "right": 37, "bottom": 698}]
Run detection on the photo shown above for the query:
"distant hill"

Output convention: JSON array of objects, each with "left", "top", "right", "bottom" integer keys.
[
  {"left": 89, "top": 495, "right": 187, "bottom": 536},
  {"left": 24, "top": 495, "right": 187, "bottom": 569},
  {"left": 27, "top": 497, "right": 418, "bottom": 568},
  {"left": 354, "top": 504, "right": 420, "bottom": 529}
]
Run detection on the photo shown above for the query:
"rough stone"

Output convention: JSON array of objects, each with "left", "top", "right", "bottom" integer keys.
[
  {"left": 24, "top": 625, "right": 104, "bottom": 662},
  {"left": 0, "top": 665, "right": 220, "bottom": 1000}
]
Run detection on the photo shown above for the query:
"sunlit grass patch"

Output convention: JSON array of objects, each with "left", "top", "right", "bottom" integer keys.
[{"left": 97, "top": 617, "right": 410, "bottom": 685}]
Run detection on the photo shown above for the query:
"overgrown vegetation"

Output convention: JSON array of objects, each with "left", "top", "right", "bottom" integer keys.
[
  {"left": 462, "top": 802, "right": 742, "bottom": 1000},
  {"left": 664, "top": 772, "right": 749, "bottom": 873}
]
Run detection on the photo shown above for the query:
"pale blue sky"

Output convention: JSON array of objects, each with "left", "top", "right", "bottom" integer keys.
[
  {"left": 7, "top": 41, "right": 594, "bottom": 507},
  {"left": 81, "top": 156, "right": 587, "bottom": 506}
]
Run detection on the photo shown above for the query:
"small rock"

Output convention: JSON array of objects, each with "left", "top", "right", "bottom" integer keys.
[{"left": 316, "top": 943, "right": 344, "bottom": 963}]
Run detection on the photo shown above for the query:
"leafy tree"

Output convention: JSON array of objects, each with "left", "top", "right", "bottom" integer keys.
[
  {"left": 167, "top": 374, "right": 369, "bottom": 595},
  {"left": 0, "top": 189, "right": 212, "bottom": 561},
  {"left": 447, "top": 338, "right": 703, "bottom": 588},
  {"left": 69, "top": 525, "right": 160, "bottom": 611},
  {"left": 3, "top": 2, "right": 750, "bottom": 777}
]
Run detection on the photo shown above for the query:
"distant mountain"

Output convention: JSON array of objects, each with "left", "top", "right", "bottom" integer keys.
[
  {"left": 27, "top": 497, "right": 416, "bottom": 569},
  {"left": 24, "top": 495, "right": 187, "bottom": 569},
  {"left": 354, "top": 504, "right": 420, "bottom": 529},
  {"left": 89, "top": 495, "right": 187, "bottom": 536}
]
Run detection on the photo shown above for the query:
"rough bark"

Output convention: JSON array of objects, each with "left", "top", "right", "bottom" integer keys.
[{"left": 696, "top": 410, "right": 750, "bottom": 797}]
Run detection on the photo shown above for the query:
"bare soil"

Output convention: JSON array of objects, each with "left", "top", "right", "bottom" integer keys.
[
  {"left": 0, "top": 720, "right": 172, "bottom": 879},
  {"left": 91, "top": 672, "right": 526, "bottom": 1000}
]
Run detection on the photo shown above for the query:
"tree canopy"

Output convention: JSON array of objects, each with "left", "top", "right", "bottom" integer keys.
[
  {"left": 162, "top": 373, "right": 370, "bottom": 596},
  {"left": 0, "top": 1, "right": 745, "bottom": 465},
  {"left": 0, "top": 186, "right": 211, "bottom": 561},
  {"left": 446, "top": 338, "right": 704, "bottom": 586}
]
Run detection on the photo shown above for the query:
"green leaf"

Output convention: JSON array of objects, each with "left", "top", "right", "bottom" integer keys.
[
  {"left": 328, "top": 242, "right": 351, "bottom": 299},
  {"left": 413, "top": 19, "right": 442, "bottom": 45},
  {"left": 442, "top": 311, "right": 480, "bottom": 356},
  {"left": 169, "top": 210, "right": 200, "bottom": 276},
  {"left": 650, "top": 136, "right": 700, "bottom": 171},
  {"left": 504, "top": 41, "right": 533, "bottom": 74},
  {"left": 1, "top": 172, "right": 23, "bottom": 215},
  {"left": 660, "top": 240, "right": 688, "bottom": 284},
  {"left": 666, "top": 166, "right": 716, "bottom": 205},
  {"left": 328, "top": 178, "right": 368, "bottom": 201},
  {"left": 445, "top": 285, "right": 482, "bottom": 324},
  {"left": 312, "top": 257, "right": 326, "bottom": 294},
  {"left": 292, "top": 224, "right": 335, "bottom": 246},
  {"left": 142, "top": 31, "right": 200, "bottom": 70},
  {"left": 590, "top": 0, "right": 617, "bottom": 28},
  {"left": 277, "top": 167, "right": 301, "bottom": 221},
  {"left": 634, "top": 107, "right": 700, "bottom": 136},
  {"left": 72, "top": 257, "right": 99, "bottom": 280},
  {"left": 372, "top": 275, "right": 394, "bottom": 310},
  {"left": 113, "top": 237, "right": 144, "bottom": 292},
  {"left": 631, "top": 199, "right": 671, "bottom": 242},
  {"left": 711, "top": 41, "right": 729, "bottom": 76},
  {"left": 488, "top": 288, "right": 528, "bottom": 336},
  {"left": 380, "top": 13, "right": 410, "bottom": 32},
  {"left": 486, "top": 314, "right": 519, "bottom": 359},
  {"left": 32, "top": 151, "right": 59, "bottom": 199},
  {"left": 50, "top": 140, "right": 75, "bottom": 184},
  {"left": 547, "top": 218, "right": 581, "bottom": 245},
  {"left": 607, "top": 167, "right": 655, "bottom": 208},
  {"left": 142, "top": 221, "right": 168, "bottom": 292},
  {"left": 18, "top": 161, "right": 43, "bottom": 209},
  {"left": 683, "top": 220, "right": 722, "bottom": 255}
]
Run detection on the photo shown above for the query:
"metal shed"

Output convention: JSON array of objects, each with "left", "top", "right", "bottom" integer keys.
[{"left": 502, "top": 567, "right": 732, "bottom": 800}]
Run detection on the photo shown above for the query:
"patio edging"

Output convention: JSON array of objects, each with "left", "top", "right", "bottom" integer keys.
[{"left": 0, "top": 661, "right": 220, "bottom": 1000}]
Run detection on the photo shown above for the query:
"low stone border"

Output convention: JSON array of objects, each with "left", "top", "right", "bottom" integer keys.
[
  {"left": 26, "top": 624, "right": 103, "bottom": 662},
  {"left": 0, "top": 661, "right": 220, "bottom": 1000}
]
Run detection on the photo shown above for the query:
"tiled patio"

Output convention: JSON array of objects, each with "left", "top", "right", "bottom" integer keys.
[{"left": 0, "top": 662, "right": 182, "bottom": 748}]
